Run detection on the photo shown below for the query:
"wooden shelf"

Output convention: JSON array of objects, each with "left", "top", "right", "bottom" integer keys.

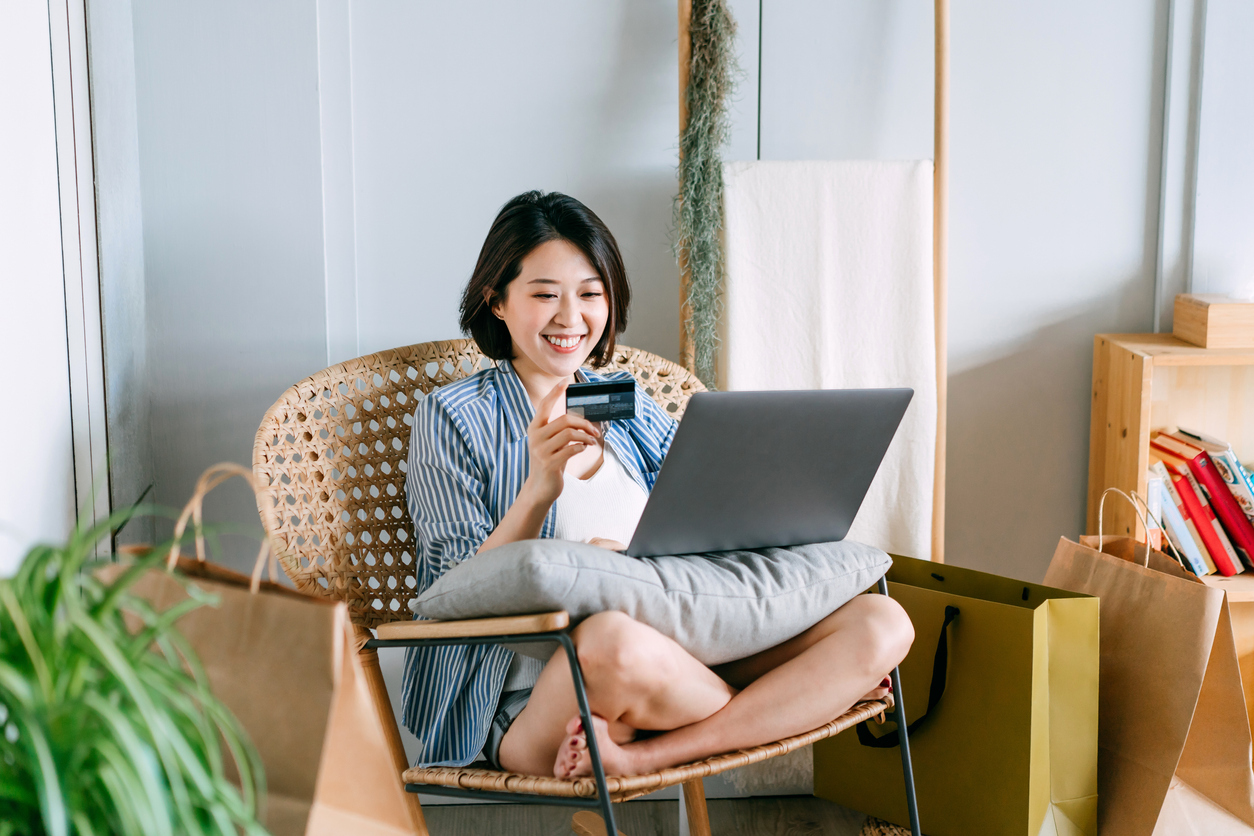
[
  {"left": 1201, "top": 573, "right": 1254, "bottom": 603},
  {"left": 1090, "top": 332, "right": 1254, "bottom": 745},
  {"left": 1087, "top": 334, "right": 1254, "bottom": 541},
  {"left": 1100, "top": 333, "right": 1254, "bottom": 366}
]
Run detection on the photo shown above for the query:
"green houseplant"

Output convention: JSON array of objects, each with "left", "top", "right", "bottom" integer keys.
[{"left": 0, "top": 509, "right": 266, "bottom": 836}]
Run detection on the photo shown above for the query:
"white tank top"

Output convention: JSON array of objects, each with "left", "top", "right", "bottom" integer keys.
[
  {"left": 552, "top": 442, "right": 649, "bottom": 546},
  {"left": 502, "top": 441, "right": 649, "bottom": 692}
]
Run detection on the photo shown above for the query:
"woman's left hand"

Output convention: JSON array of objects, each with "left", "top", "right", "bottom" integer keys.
[{"left": 587, "top": 538, "right": 626, "bottom": 551}]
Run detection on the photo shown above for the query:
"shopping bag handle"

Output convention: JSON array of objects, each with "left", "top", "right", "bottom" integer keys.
[
  {"left": 1096, "top": 486, "right": 1187, "bottom": 570},
  {"left": 856, "top": 605, "right": 959, "bottom": 749},
  {"left": 169, "top": 462, "right": 277, "bottom": 594}
]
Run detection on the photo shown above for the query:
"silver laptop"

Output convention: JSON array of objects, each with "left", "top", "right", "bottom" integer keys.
[{"left": 624, "top": 388, "right": 913, "bottom": 557}]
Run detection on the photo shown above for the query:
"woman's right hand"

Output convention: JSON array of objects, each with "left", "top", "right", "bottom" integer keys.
[{"left": 524, "top": 381, "right": 601, "bottom": 505}]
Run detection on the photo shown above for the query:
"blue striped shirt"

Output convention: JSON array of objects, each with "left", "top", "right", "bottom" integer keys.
[{"left": 400, "top": 359, "right": 678, "bottom": 767}]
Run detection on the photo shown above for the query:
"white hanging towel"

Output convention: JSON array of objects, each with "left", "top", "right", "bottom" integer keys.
[{"left": 719, "top": 160, "right": 937, "bottom": 561}]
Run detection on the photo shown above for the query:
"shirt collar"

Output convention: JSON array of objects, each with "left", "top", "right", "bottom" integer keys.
[{"left": 495, "top": 359, "right": 594, "bottom": 443}]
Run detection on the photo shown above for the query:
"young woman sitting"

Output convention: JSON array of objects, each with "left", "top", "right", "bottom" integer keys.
[{"left": 401, "top": 191, "right": 914, "bottom": 779}]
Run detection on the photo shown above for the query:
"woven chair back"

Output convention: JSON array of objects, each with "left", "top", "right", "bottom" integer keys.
[{"left": 253, "top": 338, "right": 705, "bottom": 628}]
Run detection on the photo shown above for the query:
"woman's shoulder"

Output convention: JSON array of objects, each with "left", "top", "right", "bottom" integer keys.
[
  {"left": 427, "top": 364, "right": 500, "bottom": 408},
  {"left": 416, "top": 365, "right": 505, "bottom": 432}
]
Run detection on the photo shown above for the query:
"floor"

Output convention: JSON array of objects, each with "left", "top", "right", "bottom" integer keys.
[{"left": 422, "top": 795, "right": 869, "bottom": 835}]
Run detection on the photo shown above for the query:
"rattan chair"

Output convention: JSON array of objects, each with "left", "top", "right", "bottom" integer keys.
[{"left": 253, "top": 338, "right": 922, "bottom": 836}]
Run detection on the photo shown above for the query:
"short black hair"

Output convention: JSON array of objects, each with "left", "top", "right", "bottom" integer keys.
[{"left": 459, "top": 191, "right": 630, "bottom": 367}]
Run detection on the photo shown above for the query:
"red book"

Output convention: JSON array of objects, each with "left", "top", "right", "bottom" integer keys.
[
  {"left": 1154, "top": 432, "right": 1254, "bottom": 572},
  {"left": 1151, "top": 442, "right": 1243, "bottom": 575}
]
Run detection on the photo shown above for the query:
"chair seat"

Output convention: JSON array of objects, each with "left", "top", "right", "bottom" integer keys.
[{"left": 401, "top": 697, "right": 892, "bottom": 803}]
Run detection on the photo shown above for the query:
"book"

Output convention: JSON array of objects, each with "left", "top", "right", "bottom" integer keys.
[
  {"left": 1143, "top": 471, "right": 1177, "bottom": 566},
  {"left": 1172, "top": 428, "right": 1254, "bottom": 524},
  {"left": 1144, "top": 470, "right": 1166, "bottom": 551},
  {"left": 1150, "top": 443, "right": 1243, "bottom": 575},
  {"left": 1242, "top": 461, "right": 1254, "bottom": 510},
  {"left": 1150, "top": 459, "right": 1215, "bottom": 575},
  {"left": 1154, "top": 432, "right": 1254, "bottom": 572}
]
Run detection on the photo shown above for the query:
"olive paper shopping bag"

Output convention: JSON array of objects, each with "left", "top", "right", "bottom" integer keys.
[
  {"left": 1045, "top": 535, "right": 1254, "bottom": 835},
  {"left": 813, "top": 555, "right": 1099, "bottom": 836}
]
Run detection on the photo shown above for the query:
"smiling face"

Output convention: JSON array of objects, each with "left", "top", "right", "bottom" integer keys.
[{"left": 491, "top": 238, "right": 609, "bottom": 397}]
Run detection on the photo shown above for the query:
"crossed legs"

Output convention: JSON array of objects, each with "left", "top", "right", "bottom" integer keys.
[{"left": 496, "top": 593, "right": 914, "bottom": 778}]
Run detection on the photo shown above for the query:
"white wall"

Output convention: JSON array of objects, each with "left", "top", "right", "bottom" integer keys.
[
  {"left": 132, "top": 0, "right": 328, "bottom": 549},
  {"left": 0, "top": 1, "right": 79, "bottom": 574},
  {"left": 1193, "top": 0, "right": 1254, "bottom": 298},
  {"left": 110, "top": 0, "right": 1254, "bottom": 787},
  {"left": 346, "top": 1, "right": 681, "bottom": 363},
  {"left": 122, "top": 0, "right": 1254, "bottom": 596},
  {"left": 130, "top": 0, "right": 684, "bottom": 559}
]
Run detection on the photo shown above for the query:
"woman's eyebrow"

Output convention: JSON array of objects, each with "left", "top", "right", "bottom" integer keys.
[{"left": 524, "top": 277, "right": 603, "bottom": 284}]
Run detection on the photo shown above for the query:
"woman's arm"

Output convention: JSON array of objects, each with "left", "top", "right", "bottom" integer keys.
[
  {"left": 477, "top": 380, "right": 600, "bottom": 552},
  {"left": 406, "top": 394, "right": 495, "bottom": 584}
]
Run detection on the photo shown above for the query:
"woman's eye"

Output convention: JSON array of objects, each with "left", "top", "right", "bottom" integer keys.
[
  {"left": 534, "top": 293, "right": 558, "bottom": 300},
  {"left": 582, "top": 291, "right": 604, "bottom": 298}
]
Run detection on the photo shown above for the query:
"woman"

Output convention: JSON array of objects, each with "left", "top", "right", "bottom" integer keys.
[{"left": 402, "top": 191, "right": 914, "bottom": 779}]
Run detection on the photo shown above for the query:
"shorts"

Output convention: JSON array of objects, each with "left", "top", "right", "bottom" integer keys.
[{"left": 482, "top": 688, "right": 533, "bottom": 771}]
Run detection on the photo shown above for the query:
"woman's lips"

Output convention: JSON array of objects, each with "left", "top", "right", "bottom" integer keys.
[{"left": 544, "top": 334, "right": 585, "bottom": 353}]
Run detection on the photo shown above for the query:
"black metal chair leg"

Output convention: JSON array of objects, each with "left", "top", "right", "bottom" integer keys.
[
  {"left": 558, "top": 633, "right": 619, "bottom": 835},
  {"left": 878, "top": 577, "right": 922, "bottom": 836}
]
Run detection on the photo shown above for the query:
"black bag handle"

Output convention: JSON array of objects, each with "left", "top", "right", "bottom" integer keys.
[{"left": 856, "top": 604, "right": 959, "bottom": 749}]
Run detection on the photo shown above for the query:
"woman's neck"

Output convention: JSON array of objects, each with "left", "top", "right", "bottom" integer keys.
[{"left": 510, "top": 358, "right": 578, "bottom": 419}]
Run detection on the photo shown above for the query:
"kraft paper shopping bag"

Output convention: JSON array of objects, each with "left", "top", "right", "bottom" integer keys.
[
  {"left": 813, "top": 555, "right": 1099, "bottom": 836},
  {"left": 1046, "top": 534, "right": 1254, "bottom": 835},
  {"left": 107, "top": 464, "right": 421, "bottom": 836}
]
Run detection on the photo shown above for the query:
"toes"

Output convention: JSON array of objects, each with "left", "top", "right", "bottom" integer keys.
[
  {"left": 554, "top": 724, "right": 591, "bottom": 779},
  {"left": 558, "top": 747, "right": 588, "bottom": 778},
  {"left": 555, "top": 745, "right": 577, "bottom": 778}
]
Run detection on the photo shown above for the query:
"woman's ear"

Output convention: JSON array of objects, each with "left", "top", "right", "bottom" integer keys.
[{"left": 486, "top": 289, "right": 503, "bottom": 320}]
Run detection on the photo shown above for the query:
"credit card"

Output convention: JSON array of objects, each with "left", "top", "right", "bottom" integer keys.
[{"left": 566, "top": 380, "right": 636, "bottom": 422}]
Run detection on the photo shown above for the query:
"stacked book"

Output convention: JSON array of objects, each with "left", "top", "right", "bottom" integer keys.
[{"left": 1145, "top": 428, "right": 1254, "bottom": 577}]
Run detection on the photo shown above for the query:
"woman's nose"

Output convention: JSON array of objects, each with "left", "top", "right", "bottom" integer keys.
[{"left": 555, "top": 294, "right": 578, "bottom": 325}]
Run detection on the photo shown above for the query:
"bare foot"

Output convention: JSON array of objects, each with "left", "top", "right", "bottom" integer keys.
[
  {"left": 553, "top": 716, "right": 641, "bottom": 778},
  {"left": 857, "top": 676, "right": 893, "bottom": 703}
]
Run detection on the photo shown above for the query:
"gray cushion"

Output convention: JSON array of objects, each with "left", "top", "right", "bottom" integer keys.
[{"left": 413, "top": 539, "right": 892, "bottom": 666}]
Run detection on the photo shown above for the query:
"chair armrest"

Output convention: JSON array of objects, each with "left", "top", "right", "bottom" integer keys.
[{"left": 374, "top": 611, "right": 570, "bottom": 640}]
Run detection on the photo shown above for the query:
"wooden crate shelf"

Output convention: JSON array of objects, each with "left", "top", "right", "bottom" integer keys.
[
  {"left": 1088, "top": 333, "right": 1254, "bottom": 744},
  {"left": 1087, "top": 333, "right": 1254, "bottom": 543}
]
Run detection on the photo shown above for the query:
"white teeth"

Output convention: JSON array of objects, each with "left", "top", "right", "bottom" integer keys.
[{"left": 546, "top": 335, "right": 582, "bottom": 349}]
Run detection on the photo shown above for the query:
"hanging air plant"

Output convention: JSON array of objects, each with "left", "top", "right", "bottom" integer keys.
[{"left": 676, "top": 0, "right": 739, "bottom": 387}]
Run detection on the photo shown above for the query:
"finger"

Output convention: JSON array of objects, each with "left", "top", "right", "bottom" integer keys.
[
  {"left": 540, "top": 429, "right": 598, "bottom": 457},
  {"left": 541, "top": 413, "right": 601, "bottom": 438},
  {"left": 557, "top": 427, "right": 600, "bottom": 447},
  {"left": 552, "top": 443, "right": 588, "bottom": 465},
  {"left": 563, "top": 413, "right": 602, "bottom": 437},
  {"left": 531, "top": 380, "right": 569, "bottom": 429}
]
